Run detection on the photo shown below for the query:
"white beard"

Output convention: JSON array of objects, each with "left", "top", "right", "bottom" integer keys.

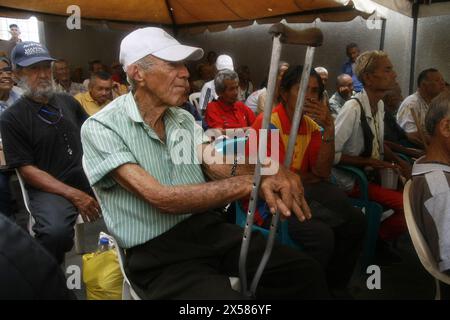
[{"left": 18, "top": 76, "right": 57, "bottom": 101}]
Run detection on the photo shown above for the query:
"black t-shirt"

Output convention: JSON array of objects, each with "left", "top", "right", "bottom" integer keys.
[{"left": 0, "top": 93, "right": 90, "bottom": 192}]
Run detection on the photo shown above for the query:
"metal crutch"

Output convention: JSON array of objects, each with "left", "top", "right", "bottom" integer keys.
[{"left": 239, "top": 23, "right": 323, "bottom": 298}]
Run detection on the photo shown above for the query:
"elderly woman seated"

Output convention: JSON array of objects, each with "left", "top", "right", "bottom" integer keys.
[
  {"left": 247, "top": 65, "right": 366, "bottom": 297},
  {"left": 205, "top": 69, "right": 256, "bottom": 134}
]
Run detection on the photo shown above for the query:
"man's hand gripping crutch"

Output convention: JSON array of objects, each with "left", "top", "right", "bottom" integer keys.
[{"left": 239, "top": 23, "right": 323, "bottom": 298}]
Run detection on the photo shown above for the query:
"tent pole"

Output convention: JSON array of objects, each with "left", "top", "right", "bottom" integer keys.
[
  {"left": 409, "top": 1, "right": 420, "bottom": 95},
  {"left": 165, "top": 0, "right": 178, "bottom": 36},
  {"left": 379, "top": 18, "right": 386, "bottom": 51}
]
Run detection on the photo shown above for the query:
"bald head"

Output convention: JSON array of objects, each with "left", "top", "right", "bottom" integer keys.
[{"left": 336, "top": 74, "right": 353, "bottom": 100}]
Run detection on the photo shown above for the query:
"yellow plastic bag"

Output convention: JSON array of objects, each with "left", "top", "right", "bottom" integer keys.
[{"left": 82, "top": 249, "right": 123, "bottom": 300}]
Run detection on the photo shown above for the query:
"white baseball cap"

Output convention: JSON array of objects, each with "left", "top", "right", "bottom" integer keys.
[
  {"left": 120, "top": 27, "right": 204, "bottom": 70},
  {"left": 215, "top": 54, "right": 234, "bottom": 71}
]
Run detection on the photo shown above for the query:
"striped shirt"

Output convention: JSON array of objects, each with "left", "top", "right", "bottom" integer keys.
[{"left": 81, "top": 92, "right": 208, "bottom": 248}]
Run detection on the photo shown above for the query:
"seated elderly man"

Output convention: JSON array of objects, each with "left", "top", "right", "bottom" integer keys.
[
  {"left": 205, "top": 69, "right": 256, "bottom": 132},
  {"left": 342, "top": 43, "right": 363, "bottom": 93},
  {"left": 411, "top": 91, "right": 450, "bottom": 271},
  {"left": 0, "top": 42, "right": 100, "bottom": 264},
  {"left": 329, "top": 74, "right": 354, "bottom": 118},
  {"left": 81, "top": 27, "right": 329, "bottom": 299},
  {"left": 383, "top": 83, "right": 423, "bottom": 159},
  {"left": 249, "top": 65, "right": 366, "bottom": 297},
  {"left": 0, "top": 55, "right": 22, "bottom": 218},
  {"left": 75, "top": 71, "right": 112, "bottom": 116},
  {"left": 411, "top": 91, "right": 450, "bottom": 298},
  {"left": 333, "top": 50, "right": 412, "bottom": 260},
  {"left": 397, "top": 68, "right": 446, "bottom": 148},
  {"left": 53, "top": 59, "right": 86, "bottom": 96}
]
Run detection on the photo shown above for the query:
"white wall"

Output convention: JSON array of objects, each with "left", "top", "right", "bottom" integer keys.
[{"left": 415, "top": 15, "right": 450, "bottom": 91}]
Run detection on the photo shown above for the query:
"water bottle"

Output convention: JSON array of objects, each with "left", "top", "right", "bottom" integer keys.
[{"left": 97, "top": 237, "right": 110, "bottom": 253}]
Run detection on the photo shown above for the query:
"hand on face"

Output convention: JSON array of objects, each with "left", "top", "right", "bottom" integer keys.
[{"left": 303, "top": 97, "right": 333, "bottom": 129}]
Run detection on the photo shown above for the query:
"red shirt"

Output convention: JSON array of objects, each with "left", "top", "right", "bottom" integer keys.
[
  {"left": 250, "top": 103, "right": 322, "bottom": 175},
  {"left": 205, "top": 99, "right": 256, "bottom": 129}
]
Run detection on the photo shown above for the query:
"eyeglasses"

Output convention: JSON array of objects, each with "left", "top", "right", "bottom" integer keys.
[{"left": 37, "top": 105, "right": 63, "bottom": 125}]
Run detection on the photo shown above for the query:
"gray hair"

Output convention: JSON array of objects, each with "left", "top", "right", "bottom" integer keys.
[
  {"left": 425, "top": 90, "right": 450, "bottom": 135},
  {"left": 126, "top": 55, "right": 155, "bottom": 91},
  {"left": 354, "top": 50, "right": 388, "bottom": 86},
  {"left": 214, "top": 69, "right": 239, "bottom": 94}
]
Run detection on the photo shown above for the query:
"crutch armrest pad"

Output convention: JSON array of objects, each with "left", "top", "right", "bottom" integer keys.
[{"left": 269, "top": 23, "right": 323, "bottom": 47}]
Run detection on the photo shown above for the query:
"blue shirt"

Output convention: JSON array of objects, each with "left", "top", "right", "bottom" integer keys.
[
  {"left": 342, "top": 60, "right": 364, "bottom": 93},
  {"left": 0, "top": 86, "right": 22, "bottom": 113}
]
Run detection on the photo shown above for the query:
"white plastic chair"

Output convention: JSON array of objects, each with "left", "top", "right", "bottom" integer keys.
[
  {"left": 189, "top": 92, "right": 201, "bottom": 114},
  {"left": 15, "top": 169, "right": 86, "bottom": 254},
  {"left": 108, "top": 235, "right": 142, "bottom": 300},
  {"left": 403, "top": 180, "right": 450, "bottom": 300},
  {"left": 81, "top": 157, "right": 142, "bottom": 300}
]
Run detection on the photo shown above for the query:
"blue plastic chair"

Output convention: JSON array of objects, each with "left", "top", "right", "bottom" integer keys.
[
  {"left": 234, "top": 201, "right": 301, "bottom": 250},
  {"left": 216, "top": 138, "right": 300, "bottom": 249},
  {"left": 335, "top": 165, "right": 383, "bottom": 270}
]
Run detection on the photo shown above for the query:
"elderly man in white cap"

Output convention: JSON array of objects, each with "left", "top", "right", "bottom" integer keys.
[
  {"left": 81, "top": 27, "right": 328, "bottom": 300},
  {"left": 198, "top": 54, "right": 234, "bottom": 113}
]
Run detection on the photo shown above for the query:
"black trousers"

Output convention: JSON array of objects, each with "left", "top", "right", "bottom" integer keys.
[
  {"left": 125, "top": 211, "right": 329, "bottom": 300},
  {"left": 288, "top": 181, "right": 367, "bottom": 289},
  {"left": 28, "top": 189, "right": 78, "bottom": 264}
]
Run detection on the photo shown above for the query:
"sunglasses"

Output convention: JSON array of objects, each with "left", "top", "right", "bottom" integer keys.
[{"left": 37, "top": 105, "right": 63, "bottom": 125}]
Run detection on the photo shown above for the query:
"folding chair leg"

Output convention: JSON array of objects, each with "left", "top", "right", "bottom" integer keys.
[
  {"left": 74, "top": 223, "right": 85, "bottom": 254},
  {"left": 435, "top": 278, "right": 441, "bottom": 300}
]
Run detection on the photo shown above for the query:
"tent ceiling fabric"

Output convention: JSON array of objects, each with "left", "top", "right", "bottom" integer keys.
[
  {"left": 0, "top": 0, "right": 373, "bottom": 31},
  {"left": 371, "top": 0, "right": 450, "bottom": 17}
]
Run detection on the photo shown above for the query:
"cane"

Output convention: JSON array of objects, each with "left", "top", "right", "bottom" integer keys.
[{"left": 239, "top": 23, "right": 323, "bottom": 298}]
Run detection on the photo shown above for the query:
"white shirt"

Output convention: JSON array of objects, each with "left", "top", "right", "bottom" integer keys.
[
  {"left": 198, "top": 80, "right": 217, "bottom": 111},
  {"left": 396, "top": 91, "right": 429, "bottom": 133},
  {"left": 333, "top": 90, "right": 385, "bottom": 191},
  {"left": 238, "top": 82, "right": 254, "bottom": 102},
  {"left": 245, "top": 88, "right": 266, "bottom": 113}
]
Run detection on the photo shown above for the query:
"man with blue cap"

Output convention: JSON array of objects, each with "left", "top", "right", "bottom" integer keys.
[{"left": 0, "top": 42, "right": 101, "bottom": 264}]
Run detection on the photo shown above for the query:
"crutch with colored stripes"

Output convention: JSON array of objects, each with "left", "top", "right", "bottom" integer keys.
[{"left": 239, "top": 23, "right": 323, "bottom": 298}]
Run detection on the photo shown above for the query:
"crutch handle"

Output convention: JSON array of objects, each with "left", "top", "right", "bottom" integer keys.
[{"left": 269, "top": 23, "right": 323, "bottom": 47}]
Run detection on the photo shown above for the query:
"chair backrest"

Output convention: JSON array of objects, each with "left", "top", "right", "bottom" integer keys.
[
  {"left": 15, "top": 169, "right": 31, "bottom": 214},
  {"left": 81, "top": 156, "right": 141, "bottom": 299},
  {"left": 189, "top": 92, "right": 201, "bottom": 114},
  {"left": 403, "top": 180, "right": 450, "bottom": 285}
]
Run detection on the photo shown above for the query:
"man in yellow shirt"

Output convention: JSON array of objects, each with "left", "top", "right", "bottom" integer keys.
[{"left": 75, "top": 71, "right": 112, "bottom": 115}]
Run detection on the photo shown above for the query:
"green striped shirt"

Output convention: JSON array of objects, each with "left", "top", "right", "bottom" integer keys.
[{"left": 81, "top": 92, "right": 208, "bottom": 248}]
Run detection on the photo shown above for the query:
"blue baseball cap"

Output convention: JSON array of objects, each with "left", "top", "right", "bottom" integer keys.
[{"left": 11, "top": 41, "right": 55, "bottom": 68}]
